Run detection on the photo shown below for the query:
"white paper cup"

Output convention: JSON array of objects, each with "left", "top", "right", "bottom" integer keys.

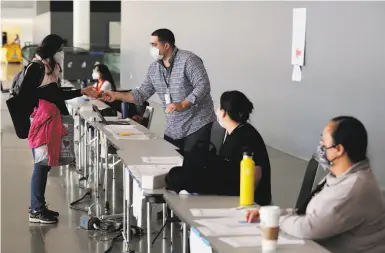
[{"left": 260, "top": 206, "right": 281, "bottom": 252}]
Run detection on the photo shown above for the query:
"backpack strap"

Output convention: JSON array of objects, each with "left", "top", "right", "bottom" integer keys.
[{"left": 24, "top": 60, "right": 45, "bottom": 86}]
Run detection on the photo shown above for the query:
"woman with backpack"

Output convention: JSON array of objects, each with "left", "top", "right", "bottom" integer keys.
[{"left": 18, "top": 34, "right": 97, "bottom": 224}]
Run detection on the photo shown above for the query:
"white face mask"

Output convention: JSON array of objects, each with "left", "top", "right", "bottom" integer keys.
[
  {"left": 53, "top": 51, "right": 64, "bottom": 66},
  {"left": 216, "top": 108, "right": 226, "bottom": 129},
  {"left": 150, "top": 47, "right": 163, "bottom": 60},
  {"left": 92, "top": 71, "right": 100, "bottom": 80}
]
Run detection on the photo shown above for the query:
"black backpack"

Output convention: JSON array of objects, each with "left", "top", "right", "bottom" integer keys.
[
  {"left": 6, "top": 60, "right": 45, "bottom": 139},
  {"left": 10, "top": 59, "right": 45, "bottom": 96}
]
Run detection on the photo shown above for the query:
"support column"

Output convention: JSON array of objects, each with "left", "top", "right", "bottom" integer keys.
[{"left": 73, "top": 0, "right": 90, "bottom": 49}]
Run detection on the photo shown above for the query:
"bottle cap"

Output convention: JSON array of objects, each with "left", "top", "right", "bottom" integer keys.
[{"left": 243, "top": 151, "right": 253, "bottom": 157}]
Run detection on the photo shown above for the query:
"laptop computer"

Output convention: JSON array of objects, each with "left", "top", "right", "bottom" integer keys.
[{"left": 92, "top": 105, "right": 130, "bottom": 125}]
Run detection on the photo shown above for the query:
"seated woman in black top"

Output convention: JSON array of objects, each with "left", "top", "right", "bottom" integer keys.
[
  {"left": 19, "top": 34, "right": 96, "bottom": 224},
  {"left": 166, "top": 90, "right": 272, "bottom": 206}
]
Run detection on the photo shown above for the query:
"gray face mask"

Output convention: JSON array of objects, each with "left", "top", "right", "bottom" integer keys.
[{"left": 317, "top": 144, "right": 336, "bottom": 171}]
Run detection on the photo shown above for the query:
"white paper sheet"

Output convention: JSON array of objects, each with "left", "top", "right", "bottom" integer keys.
[
  {"left": 114, "top": 135, "right": 150, "bottom": 140},
  {"left": 291, "top": 8, "right": 307, "bottom": 66},
  {"left": 129, "top": 165, "right": 176, "bottom": 176},
  {"left": 219, "top": 235, "right": 305, "bottom": 248},
  {"left": 141, "top": 156, "right": 183, "bottom": 165},
  {"left": 292, "top": 65, "right": 302, "bottom": 81},
  {"left": 190, "top": 208, "right": 242, "bottom": 217},
  {"left": 195, "top": 216, "right": 257, "bottom": 229},
  {"left": 197, "top": 225, "right": 261, "bottom": 237},
  {"left": 104, "top": 125, "right": 150, "bottom": 140}
]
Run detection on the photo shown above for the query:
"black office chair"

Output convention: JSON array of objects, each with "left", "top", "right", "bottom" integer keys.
[
  {"left": 209, "top": 121, "right": 227, "bottom": 154},
  {"left": 295, "top": 155, "right": 319, "bottom": 211}
]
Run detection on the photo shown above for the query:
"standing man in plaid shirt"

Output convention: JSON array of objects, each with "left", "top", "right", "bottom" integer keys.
[{"left": 102, "top": 29, "right": 216, "bottom": 155}]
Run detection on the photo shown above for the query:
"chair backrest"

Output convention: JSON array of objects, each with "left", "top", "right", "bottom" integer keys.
[
  {"left": 143, "top": 106, "right": 154, "bottom": 129},
  {"left": 295, "top": 155, "right": 319, "bottom": 210},
  {"left": 210, "top": 121, "right": 227, "bottom": 154}
]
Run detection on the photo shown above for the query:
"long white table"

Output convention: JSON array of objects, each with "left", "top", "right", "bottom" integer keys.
[
  {"left": 163, "top": 192, "right": 331, "bottom": 253},
  {"left": 117, "top": 147, "right": 183, "bottom": 253},
  {"left": 66, "top": 97, "right": 182, "bottom": 253}
]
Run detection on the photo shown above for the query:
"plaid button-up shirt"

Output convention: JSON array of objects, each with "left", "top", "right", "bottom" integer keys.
[{"left": 132, "top": 47, "right": 216, "bottom": 140}]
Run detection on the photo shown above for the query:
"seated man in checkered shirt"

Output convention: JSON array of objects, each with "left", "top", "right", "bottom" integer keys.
[{"left": 102, "top": 28, "right": 216, "bottom": 156}]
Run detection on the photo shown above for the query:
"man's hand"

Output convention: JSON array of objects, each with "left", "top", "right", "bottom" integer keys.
[
  {"left": 165, "top": 100, "right": 191, "bottom": 113},
  {"left": 81, "top": 86, "right": 98, "bottom": 98},
  {"left": 101, "top": 90, "right": 117, "bottom": 102}
]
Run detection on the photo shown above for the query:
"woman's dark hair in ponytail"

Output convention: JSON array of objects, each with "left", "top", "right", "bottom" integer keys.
[
  {"left": 220, "top": 90, "right": 254, "bottom": 123},
  {"left": 35, "top": 34, "right": 64, "bottom": 74}
]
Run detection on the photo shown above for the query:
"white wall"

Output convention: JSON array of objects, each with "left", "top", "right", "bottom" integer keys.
[
  {"left": 121, "top": 2, "right": 385, "bottom": 186},
  {"left": 33, "top": 12, "right": 51, "bottom": 44}
]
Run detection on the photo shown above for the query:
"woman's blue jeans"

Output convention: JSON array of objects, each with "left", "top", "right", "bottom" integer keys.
[{"left": 31, "top": 150, "right": 51, "bottom": 212}]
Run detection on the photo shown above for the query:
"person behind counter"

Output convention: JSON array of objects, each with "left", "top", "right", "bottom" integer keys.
[
  {"left": 166, "top": 90, "right": 272, "bottom": 206},
  {"left": 92, "top": 64, "right": 117, "bottom": 92},
  {"left": 246, "top": 116, "right": 385, "bottom": 253}
]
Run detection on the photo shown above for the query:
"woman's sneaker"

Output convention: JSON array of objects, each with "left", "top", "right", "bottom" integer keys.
[
  {"left": 42, "top": 206, "right": 59, "bottom": 217},
  {"left": 29, "top": 210, "right": 58, "bottom": 224},
  {"left": 29, "top": 206, "right": 59, "bottom": 217}
]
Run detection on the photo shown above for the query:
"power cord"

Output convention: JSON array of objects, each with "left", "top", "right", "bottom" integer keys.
[{"left": 69, "top": 188, "right": 92, "bottom": 212}]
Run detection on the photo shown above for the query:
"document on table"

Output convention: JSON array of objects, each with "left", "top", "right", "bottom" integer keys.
[
  {"left": 129, "top": 165, "right": 176, "bottom": 176},
  {"left": 104, "top": 125, "right": 150, "bottom": 140},
  {"left": 190, "top": 208, "right": 243, "bottom": 217},
  {"left": 219, "top": 235, "right": 305, "bottom": 248},
  {"left": 141, "top": 156, "right": 183, "bottom": 165},
  {"left": 195, "top": 216, "right": 256, "bottom": 228},
  {"left": 197, "top": 225, "right": 261, "bottom": 237}
]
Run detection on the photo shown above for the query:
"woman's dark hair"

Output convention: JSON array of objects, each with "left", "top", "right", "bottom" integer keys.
[
  {"left": 220, "top": 91, "right": 254, "bottom": 123},
  {"left": 94, "top": 64, "right": 117, "bottom": 91},
  {"left": 36, "top": 34, "right": 64, "bottom": 74},
  {"left": 331, "top": 116, "right": 368, "bottom": 163}
]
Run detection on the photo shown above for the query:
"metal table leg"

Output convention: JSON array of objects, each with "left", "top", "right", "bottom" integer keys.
[
  {"left": 183, "top": 222, "right": 188, "bottom": 253},
  {"left": 95, "top": 129, "right": 99, "bottom": 198},
  {"left": 82, "top": 119, "right": 87, "bottom": 180},
  {"left": 104, "top": 133, "right": 109, "bottom": 209},
  {"left": 77, "top": 114, "right": 82, "bottom": 172},
  {"left": 171, "top": 210, "right": 174, "bottom": 247},
  {"left": 147, "top": 201, "right": 151, "bottom": 253},
  {"left": 123, "top": 166, "right": 133, "bottom": 252},
  {"left": 84, "top": 121, "right": 89, "bottom": 185},
  {"left": 123, "top": 164, "right": 128, "bottom": 252}
]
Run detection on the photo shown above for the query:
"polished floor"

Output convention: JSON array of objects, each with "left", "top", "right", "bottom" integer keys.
[{"left": 1, "top": 63, "right": 312, "bottom": 253}]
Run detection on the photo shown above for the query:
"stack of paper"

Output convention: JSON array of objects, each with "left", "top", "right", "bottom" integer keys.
[
  {"left": 129, "top": 164, "right": 177, "bottom": 189},
  {"left": 190, "top": 208, "right": 242, "bottom": 218},
  {"left": 104, "top": 125, "right": 150, "bottom": 140},
  {"left": 197, "top": 226, "right": 261, "bottom": 237},
  {"left": 142, "top": 156, "right": 183, "bottom": 166},
  {"left": 219, "top": 236, "right": 305, "bottom": 248}
]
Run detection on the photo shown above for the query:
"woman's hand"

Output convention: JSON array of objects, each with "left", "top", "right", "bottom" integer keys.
[
  {"left": 245, "top": 208, "right": 260, "bottom": 223},
  {"left": 81, "top": 86, "right": 98, "bottom": 98}
]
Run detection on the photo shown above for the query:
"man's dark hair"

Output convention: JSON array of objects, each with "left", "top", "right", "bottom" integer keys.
[
  {"left": 331, "top": 116, "right": 368, "bottom": 164},
  {"left": 151, "top": 29, "right": 175, "bottom": 47}
]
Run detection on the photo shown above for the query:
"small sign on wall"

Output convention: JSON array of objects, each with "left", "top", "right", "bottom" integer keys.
[{"left": 291, "top": 8, "right": 306, "bottom": 82}]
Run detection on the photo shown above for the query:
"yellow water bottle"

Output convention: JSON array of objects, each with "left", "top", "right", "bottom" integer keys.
[{"left": 240, "top": 151, "right": 255, "bottom": 207}]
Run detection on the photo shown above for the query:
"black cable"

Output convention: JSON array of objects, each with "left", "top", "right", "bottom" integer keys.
[
  {"left": 69, "top": 188, "right": 92, "bottom": 212},
  {"left": 104, "top": 232, "right": 126, "bottom": 253}
]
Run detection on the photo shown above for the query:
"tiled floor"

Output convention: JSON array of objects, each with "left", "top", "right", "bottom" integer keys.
[{"left": 1, "top": 63, "right": 312, "bottom": 253}]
